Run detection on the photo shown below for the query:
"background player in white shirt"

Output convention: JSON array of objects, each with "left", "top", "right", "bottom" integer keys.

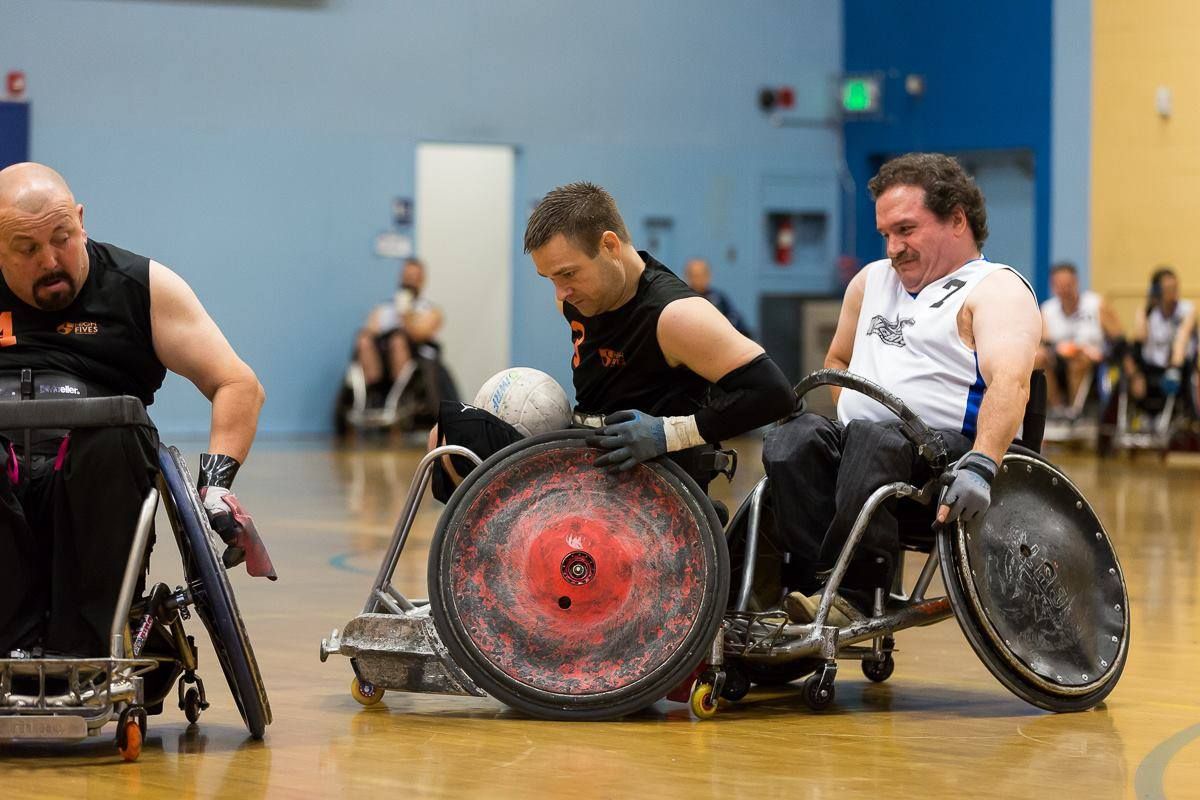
[
  {"left": 1129, "top": 267, "right": 1197, "bottom": 415},
  {"left": 763, "top": 153, "right": 1041, "bottom": 623},
  {"left": 1039, "top": 261, "right": 1123, "bottom": 416}
]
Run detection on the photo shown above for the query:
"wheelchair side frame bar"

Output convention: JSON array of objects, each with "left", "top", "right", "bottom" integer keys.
[
  {"left": 110, "top": 489, "right": 160, "bottom": 660},
  {"left": 362, "top": 444, "right": 482, "bottom": 616}
]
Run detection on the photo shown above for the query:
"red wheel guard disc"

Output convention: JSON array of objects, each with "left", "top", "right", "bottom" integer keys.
[{"left": 445, "top": 447, "right": 708, "bottom": 695}]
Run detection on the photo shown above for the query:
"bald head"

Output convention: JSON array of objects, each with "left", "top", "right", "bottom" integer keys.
[
  {"left": 684, "top": 258, "right": 711, "bottom": 293},
  {"left": 0, "top": 162, "right": 76, "bottom": 214},
  {"left": 0, "top": 162, "right": 90, "bottom": 311}
]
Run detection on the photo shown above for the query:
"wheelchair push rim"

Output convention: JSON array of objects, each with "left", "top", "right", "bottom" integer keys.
[
  {"left": 429, "top": 431, "right": 729, "bottom": 720},
  {"left": 158, "top": 445, "right": 273, "bottom": 738},
  {"left": 938, "top": 454, "right": 1130, "bottom": 711}
]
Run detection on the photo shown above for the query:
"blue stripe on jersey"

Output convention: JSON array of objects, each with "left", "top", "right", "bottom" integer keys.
[{"left": 962, "top": 353, "right": 986, "bottom": 438}]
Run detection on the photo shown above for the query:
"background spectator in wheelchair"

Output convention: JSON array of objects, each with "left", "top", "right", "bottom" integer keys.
[
  {"left": 352, "top": 257, "right": 457, "bottom": 415},
  {"left": 0, "top": 162, "right": 273, "bottom": 661},
  {"left": 1038, "top": 261, "right": 1124, "bottom": 419},
  {"left": 429, "top": 182, "right": 794, "bottom": 503},
  {"left": 763, "top": 153, "right": 1041, "bottom": 626},
  {"left": 684, "top": 257, "right": 753, "bottom": 339},
  {"left": 1125, "top": 267, "right": 1197, "bottom": 418}
]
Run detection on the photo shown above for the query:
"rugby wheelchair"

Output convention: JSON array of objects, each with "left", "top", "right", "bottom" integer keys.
[
  {"left": 1098, "top": 354, "right": 1200, "bottom": 456},
  {"left": 321, "top": 369, "right": 1129, "bottom": 720},
  {"left": 334, "top": 336, "right": 459, "bottom": 438},
  {"left": 0, "top": 393, "right": 271, "bottom": 760}
]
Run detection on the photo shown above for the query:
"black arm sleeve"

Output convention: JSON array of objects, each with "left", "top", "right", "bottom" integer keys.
[{"left": 694, "top": 354, "right": 795, "bottom": 443}]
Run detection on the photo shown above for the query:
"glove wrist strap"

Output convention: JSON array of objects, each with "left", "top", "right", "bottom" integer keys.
[
  {"left": 959, "top": 451, "right": 998, "bottom": 485},
  {"left": 663, "top": 415, "right": 705, "bottom": 453},
  {"left": 199, "top": 453, "right": 241, "bottom": 490}
]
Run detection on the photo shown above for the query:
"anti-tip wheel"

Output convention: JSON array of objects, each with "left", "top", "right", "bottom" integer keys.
[
  {"left": 351, "top": 676, "right": 385, "bottom": 706},
  {"left": 690, "top": 682, "right": 718, "bottom": 720},
  {"left": 862, "top": 655, "right": 895, "bottom": 683}
]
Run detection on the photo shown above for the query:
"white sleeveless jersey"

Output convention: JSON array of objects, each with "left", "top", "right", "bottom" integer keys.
[
  {"left": 1041, "top": 291, "right": 1104, "bottom": 351},
  {"left": 1143, "top": 299, "right": 1196, "bottom": 367},
  {"left": 838, "top": 258, "right": 1031, "bottom": 437}
]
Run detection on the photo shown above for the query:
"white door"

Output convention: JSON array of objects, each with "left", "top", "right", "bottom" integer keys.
[{"left": 415, "top": 143, "right": 515, "bottom": 400}]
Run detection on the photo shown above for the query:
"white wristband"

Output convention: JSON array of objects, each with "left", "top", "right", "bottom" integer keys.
[{"left": 663, "top": 415, "right": 706, "bottom": 452}]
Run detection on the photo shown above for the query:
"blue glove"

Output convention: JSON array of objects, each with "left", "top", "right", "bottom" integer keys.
[
  {"left": 936, "top": 451, "right": 998, "bottom": 526},
  {"left": 588, "top": 410, "right": 668, "bottom": 472},
  {"left": 1162, "top": 367, "right": 1182, "bottom": 396}
]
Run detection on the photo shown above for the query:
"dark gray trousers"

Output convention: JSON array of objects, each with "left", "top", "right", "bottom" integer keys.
[{"left": 762, "top": 413, "right": 970, "bottom": 611}]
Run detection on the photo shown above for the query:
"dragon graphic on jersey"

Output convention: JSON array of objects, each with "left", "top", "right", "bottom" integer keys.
[{"left": 867, "top": 314, "right": 915, "bottom": 348}]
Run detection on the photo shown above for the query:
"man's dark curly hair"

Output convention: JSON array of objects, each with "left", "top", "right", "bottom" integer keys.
[{"left": 868, "top": 153, "right": 989, "bottom": 247}]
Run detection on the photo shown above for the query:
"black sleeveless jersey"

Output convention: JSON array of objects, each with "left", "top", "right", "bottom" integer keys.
[
  {"left": 564, "top": 252, "right": 711, "bottom": 417},
  {"left": 0, "top": 240, "right": 166, "bottom": 404}
]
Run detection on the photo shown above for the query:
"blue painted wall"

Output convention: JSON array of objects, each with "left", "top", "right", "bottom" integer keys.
[
  {"left": 842, "top": 0, "right": 1053, "bottom": 293},
  {"left": 1051, "top": 0, "right": 1092, "bottom": 286},
  {"left": 0, "top": 0, "right": 842, "bottom": 435}
]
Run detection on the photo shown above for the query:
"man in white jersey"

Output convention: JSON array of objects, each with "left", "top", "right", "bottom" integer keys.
[
  {"left": 762, "top": 153, "right": 1041, "bottom": 623},
  {"left": 1039, "top": 261, "right": 1122, "bottom": 415}
]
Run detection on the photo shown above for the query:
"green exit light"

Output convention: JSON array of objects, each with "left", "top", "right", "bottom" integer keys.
[{"left": 841, "top": 76, "right": 880, "bottom": 114}]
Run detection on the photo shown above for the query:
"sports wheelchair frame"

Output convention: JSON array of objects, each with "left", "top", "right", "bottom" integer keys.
[
  {"left": 322, "top": 369, "right": 1129, "bottom": 720},
  {"left": 0, "top": 396, "right": 271, "bottom": 760}
]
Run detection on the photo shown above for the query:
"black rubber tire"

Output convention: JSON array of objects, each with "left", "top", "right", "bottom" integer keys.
[
  {"left": 802, "top": 673, "right": 835, "bottom": 711},
  {"left": 183, "top": 688, "right": 202, "bottom": 724},
  {"left": 719, "top": 665, "right": 751, "bottom": 702},
  {"left": 428, "top": 431, "right": 729, "bottom": 721},
  {"left": 937, "top": 520, "right": 1128, "bottom": 712},
  {"left": 159, "top": 445, "right": 272, "bottom": 738},
  {"left": 861, "top": 656, "right": 895, "bottom": 683}
]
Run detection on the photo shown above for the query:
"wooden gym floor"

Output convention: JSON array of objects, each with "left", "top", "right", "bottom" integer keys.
[{"left": 2, "top": 435, "right": 1198, "bottom": 799}]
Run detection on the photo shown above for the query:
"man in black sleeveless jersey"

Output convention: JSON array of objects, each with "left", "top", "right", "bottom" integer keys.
[
  {"left": 0, "top": 162, "right": 270, "bottom": 658},
  {"left": 428, "top": 182, "right": 794, "bottom": 502}
]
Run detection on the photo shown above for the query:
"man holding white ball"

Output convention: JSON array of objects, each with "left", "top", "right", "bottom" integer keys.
[{"left": 429, "top": 182, "right": 794, "bottom": 502}]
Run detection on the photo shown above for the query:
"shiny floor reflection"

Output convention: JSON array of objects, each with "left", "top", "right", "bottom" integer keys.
[{"left": 2, "top": 437, "right": 1197, "bottom": 799}]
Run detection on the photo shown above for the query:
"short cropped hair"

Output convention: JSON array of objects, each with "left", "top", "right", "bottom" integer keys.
[
  {"left": 1050, "top": 261, "right": 1077, "bottom": 277},
  {"left": 868, "top": 153, "right": 989, "bottom": 248},
  {"left": 524, "top": 182, "right": 631, "bottom": 256}
]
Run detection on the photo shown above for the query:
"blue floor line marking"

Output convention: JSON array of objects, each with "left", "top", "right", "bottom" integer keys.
[
  {"left": 1134, "top": 721, "right": 1200, "bottom": 799},
  {"left": 329, "top": 552, "right": 374, "bottom": 575}
]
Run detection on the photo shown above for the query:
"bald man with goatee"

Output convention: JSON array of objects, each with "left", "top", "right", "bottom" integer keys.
[{"left": 0, "top": 162, "right": 271, "bottom": 659}]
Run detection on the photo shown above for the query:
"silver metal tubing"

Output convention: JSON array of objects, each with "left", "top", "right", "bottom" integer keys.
[
  {"left": 109, "top": 489, "right": 160, "bottom": 659},
  {"left": 383, "top": 584, "right": 414, "bottom": 612},
  {"left": 737, "top": 597, "right": 953, "bottom": 662},
  {"left": 733, "top": 479, "right": 769, "bottom": 612},
  {"left": 362, "top": 444, "right": 482, "bottom": 615},
  {"left": 909, "top": 549, "right": 941, "bottom": 602},
  {"left": 812, "top": 482, "right": 915, "bottom": 628}
]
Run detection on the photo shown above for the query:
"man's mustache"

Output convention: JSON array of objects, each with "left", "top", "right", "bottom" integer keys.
[{"left": 34, "top": 270, "right": 72, "bottom": 290}]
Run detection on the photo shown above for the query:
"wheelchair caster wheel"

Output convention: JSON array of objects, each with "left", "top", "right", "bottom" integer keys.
[
  {"left": 690, "top": 682, "right": 718, "bottom": 719},
  {"left": 719, "top": 665, "right": 750, "bottom": 702},
  {"left": 116, "top": 705, "right": 147, "bottom": 762},
  {"left": 183, "top": 688, "right": 203, "bottom": 724},
  {"left": 351, "top": 677, "right": 385, "bottom": 706},
  {"left": 802, "top": 673, "right": 835, "bottom": 711},
  {"left": 862, "top": 655, "right": 895, "bottom": 683}
]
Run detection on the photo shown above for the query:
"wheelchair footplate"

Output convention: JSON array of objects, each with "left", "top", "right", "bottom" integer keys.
[
  {"left": 0, "top": 656, "right": 157, "bottom": 741},
  {"left": 321, "top": 605, "right": 485, "bottom": 699}
]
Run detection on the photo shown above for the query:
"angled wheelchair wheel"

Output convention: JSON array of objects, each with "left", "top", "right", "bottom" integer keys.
[
  {"left": 158, "top": 445, "right": 273, "bottom": 738},
  {"left": 938, "top": 454, "right": 1130, "bottom": 712},
  {"left": 429, "top": 431, "right": 729, "bottom": 720}
]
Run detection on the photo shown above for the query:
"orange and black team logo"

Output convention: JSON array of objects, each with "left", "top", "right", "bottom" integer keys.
[
  {"left": 599, "top": 348, "right": 626, "bottom": 368},
  {"left": 570, "top": 320, "right": 585, "bottom": 368},
  {"left": 0, "top": 311, "right": 15, "bottom": 347},
  {"left": 57, "top": 321, "right": 99, "bottom": 335}
]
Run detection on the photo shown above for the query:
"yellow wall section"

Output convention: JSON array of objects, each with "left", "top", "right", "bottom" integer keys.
[{"left": 1092, "top": 1, "right": 1200, "bottom": 328}]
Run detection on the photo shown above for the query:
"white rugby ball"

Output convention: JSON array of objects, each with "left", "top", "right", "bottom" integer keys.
[{"left": 473, "top": 367, "right": 572, "bottom": 437}]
